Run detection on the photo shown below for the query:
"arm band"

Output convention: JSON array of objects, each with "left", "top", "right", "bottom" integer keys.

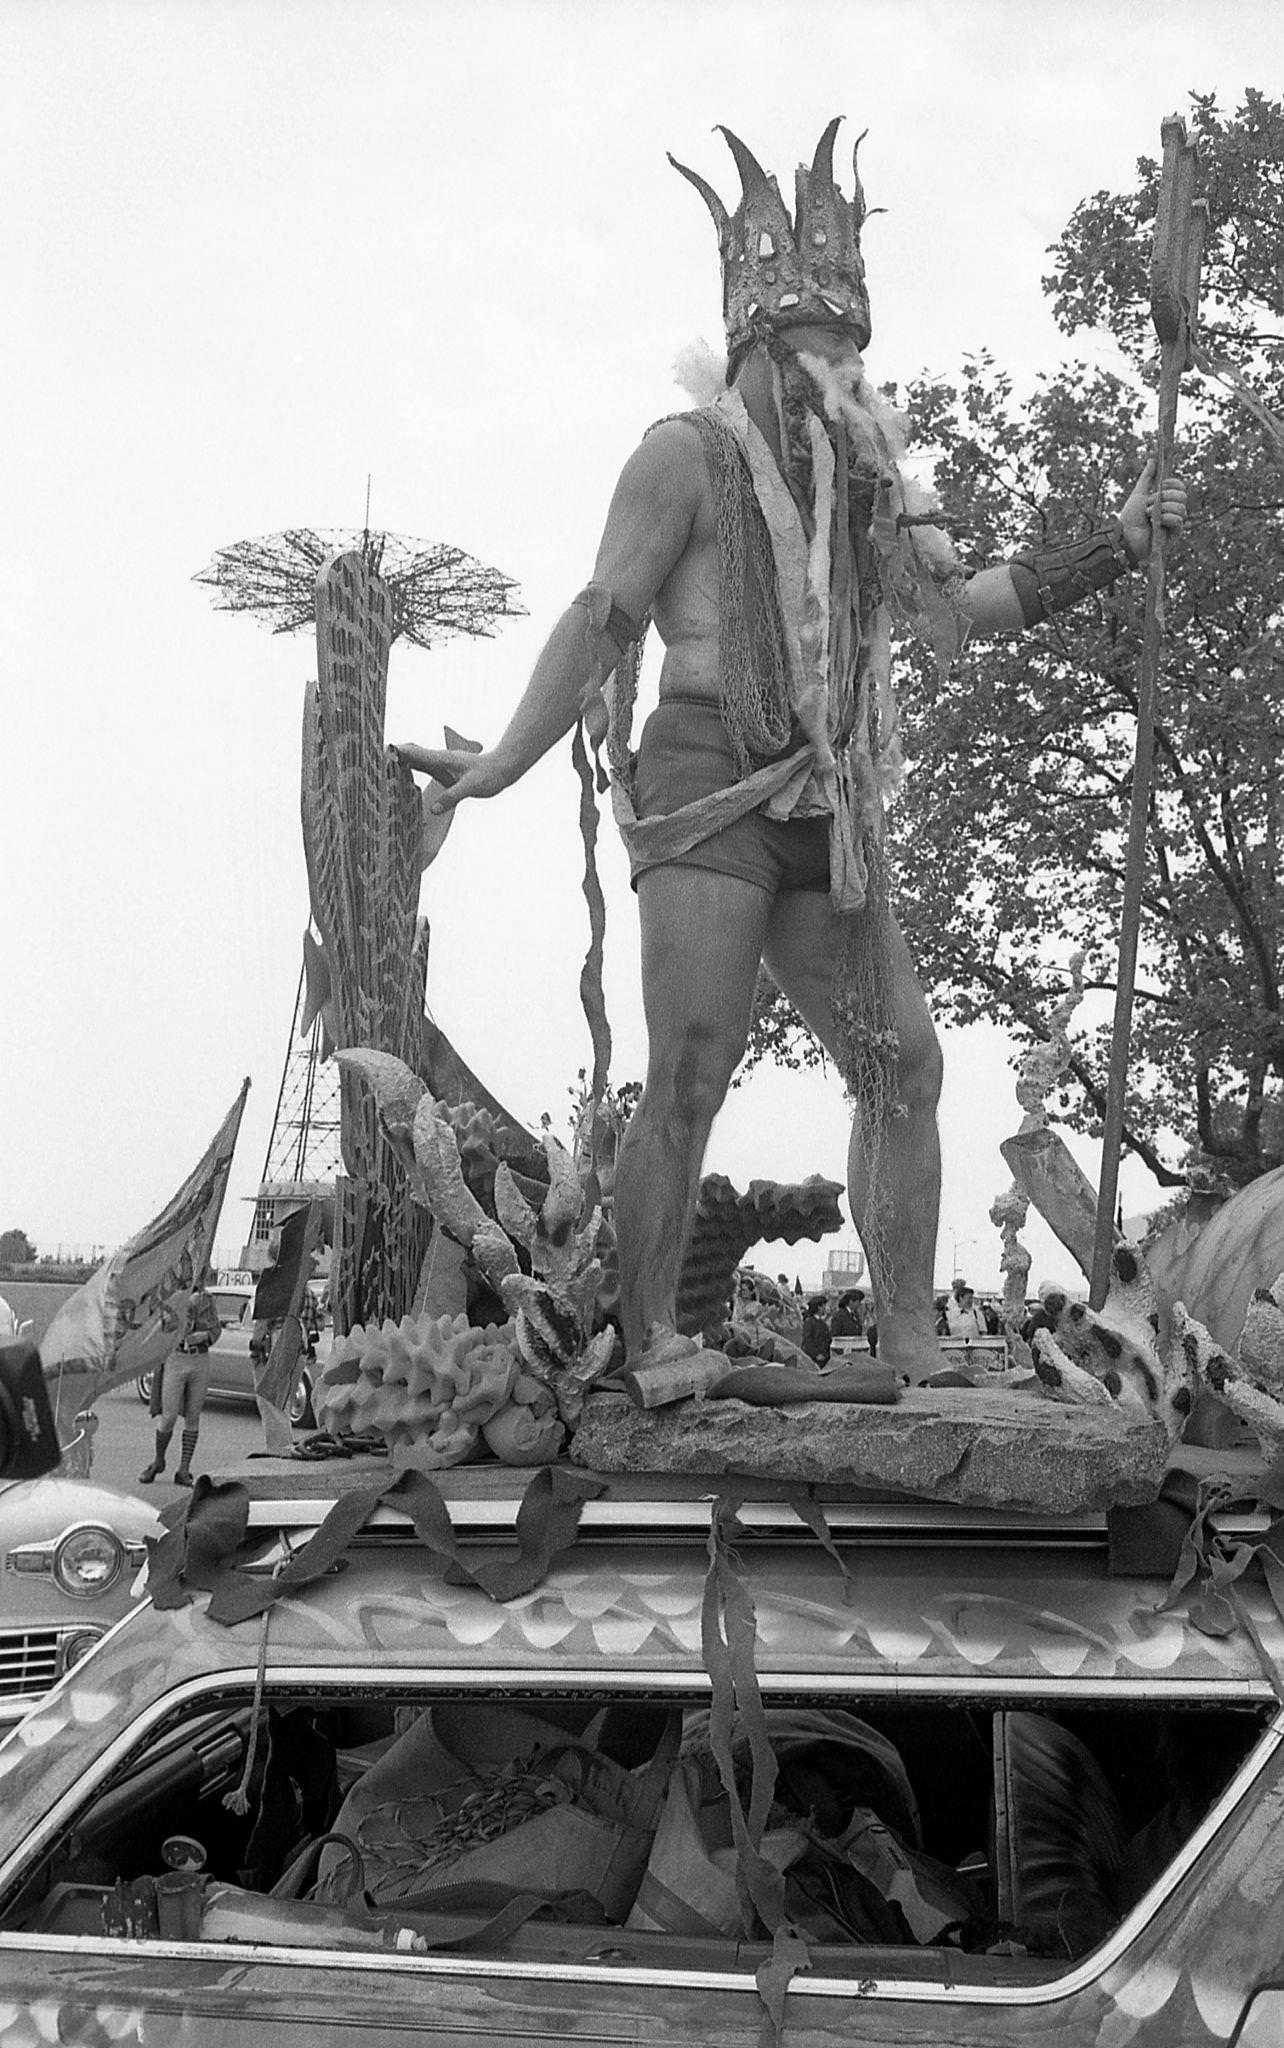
[
  {"left": 1007, "top": 519, "right": 1135, "bottom": 627},
  {"left": 572, "top": 582, "right": 642, "bottom": 659}
]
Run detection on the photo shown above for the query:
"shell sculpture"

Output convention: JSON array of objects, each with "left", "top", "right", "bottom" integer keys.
[{"left": 317, "top": 1312, "right": 524, "bottom": 1469}]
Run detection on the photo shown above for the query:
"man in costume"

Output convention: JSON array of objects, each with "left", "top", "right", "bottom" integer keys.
[{"left": 400, "top": 123, "right": 1187, "bottom": 1380}]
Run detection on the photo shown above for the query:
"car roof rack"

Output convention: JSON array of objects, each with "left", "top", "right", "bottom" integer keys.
[{"left": 220, "top": 1444, "right": 1272, "bottom": 1547}]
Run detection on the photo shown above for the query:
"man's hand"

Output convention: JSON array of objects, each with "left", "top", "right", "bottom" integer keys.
[
  {"left": 1119, "top": 454, "right": 1188, "bottom": 566},
  {"left": 394, "top": 742, "right": 510, "bottom": 815}
]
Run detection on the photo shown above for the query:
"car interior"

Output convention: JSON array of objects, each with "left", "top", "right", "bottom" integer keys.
[{"left": 0, "top": 1682, "right": 1270, "bottom": 1983}]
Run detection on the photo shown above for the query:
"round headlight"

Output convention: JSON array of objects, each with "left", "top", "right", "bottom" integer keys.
[
  {"left": 52, "top": 1524, "right": 125, "bottom": 1598},
  {"left": 60, "top": 1625, "right": 105, "bottom": 1672}
]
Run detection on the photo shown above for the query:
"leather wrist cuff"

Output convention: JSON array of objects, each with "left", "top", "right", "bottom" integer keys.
[{"left": 1008, "top": 519, "right": 1135, "bottom": 627}]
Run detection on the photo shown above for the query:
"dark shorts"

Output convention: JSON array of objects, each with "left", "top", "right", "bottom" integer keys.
[{"left": 633, "top": 696, "right": 829, "bottom": 895}]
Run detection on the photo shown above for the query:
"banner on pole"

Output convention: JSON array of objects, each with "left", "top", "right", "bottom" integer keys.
[{"left": 41, "top": 1079, "right": 252, "bottom": 1435}]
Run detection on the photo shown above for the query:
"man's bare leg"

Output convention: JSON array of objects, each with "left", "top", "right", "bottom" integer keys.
[
  {"left": 615, "top": 864, "right": 772, "bottom": 1360},
  {"left": 763, "top": 893, "right": 946, "bottom": 1380}
]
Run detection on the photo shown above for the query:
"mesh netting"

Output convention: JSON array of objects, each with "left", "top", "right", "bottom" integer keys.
[{"left": 682, "top": 408, "right": 794, "bottom": 778}]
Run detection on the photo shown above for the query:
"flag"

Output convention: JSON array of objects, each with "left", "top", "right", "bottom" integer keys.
[
  {"left": 41, "top": 1079, "right": 251, "bottom": 1439},
  {"left": 252, "top": 1198, "right": 325, "bottom": 1452},
  {"left": 252, "top": 1200, "right": 318, "bottom": 1325}
]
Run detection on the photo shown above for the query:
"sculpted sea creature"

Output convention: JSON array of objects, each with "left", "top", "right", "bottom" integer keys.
[
  {"left": 337, "top": 1048, "right": 520, "bottom": 1298},
  {"left": 1028, "top": 1240, "right": 1284, "bottom": 1464},
  {"left": 337, "top": 1047, "right": 614, "bottom": 1426},
  {"left": 317, "top": 1312, "right": 518, "bottom": 1469},
  {"left": 1197, "top": 1276, "right": 1284, "bottom": 1462},
  {"left": 494, "top": 1129, "right": 615, "bottom": 1425},
  {"left": 1030, "top": 1244, "right": 1198, "bottom": 1444}
]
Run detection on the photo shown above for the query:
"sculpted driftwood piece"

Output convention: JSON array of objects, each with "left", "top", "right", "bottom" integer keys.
[
  {"left": 301, "top": 552, "right": 432, "bottom": 1333},
  {"left": 197, "top": 525, "right": 523, "bottom": 1337}
]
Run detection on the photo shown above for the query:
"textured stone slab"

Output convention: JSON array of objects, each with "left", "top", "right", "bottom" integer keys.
[{"left": 570, "top": 1388, "right": 1169, "bottom": 1514}]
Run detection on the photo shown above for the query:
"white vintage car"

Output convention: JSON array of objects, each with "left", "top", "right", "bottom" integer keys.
[
  {"left": 1, "top": 1457, "right": 1283, "bottom": 2045},
  {"left": 0, "top": 1461, "right": 158, "bottom": 1727}
]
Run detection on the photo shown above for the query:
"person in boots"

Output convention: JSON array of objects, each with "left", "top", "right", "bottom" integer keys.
[{"left": 139, "top": 1281, "right": 221, "bottom": 1485}]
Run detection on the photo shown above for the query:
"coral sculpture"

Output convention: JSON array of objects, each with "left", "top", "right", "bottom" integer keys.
[
  {"left": 336, "top": 1047, "right": 616, "bottom": 1428},
  {"left": 336, "top": 1048, "right": 521, "bottom": 1298},
  {"left": 317, "top": 1312, "right": 523, "bottom": 1468},
  {"left": 1025, "top": 1238, "right": 1284, "bottom": 1465},
  {"left": 989, "top": 954, "right": 1086, "bottom": 1334},
  {"left": 1029, "top": 1243, "right": 1199, "bottom": 1443},
  {"left": 675, "top": 1174, "right": 845, "bottom": 1337},
  {"left": 1197, "top": 1276, "right": 1284, "bottom": 1462}
]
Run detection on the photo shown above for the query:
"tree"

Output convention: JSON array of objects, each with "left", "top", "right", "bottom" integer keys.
[
  {"left": 0, "top": 1229, "right": 36, "bottom": 1265},
  {"left": 744, "top": 91, "right": 1284, "bottom": 1192}
]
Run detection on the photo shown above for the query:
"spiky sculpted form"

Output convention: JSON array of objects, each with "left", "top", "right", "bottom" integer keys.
[
  {"left": 317, "top": 1312, "right": 524, "bottom": 1469},
  {"left": 1030, "top": 1243, "right": 1198, "bottom": 1443},
  {"left": 1027, "top": 1243, "right": 1284, "bottom": 1458},
  {"left": 337, "top": 1048, "right": 614, "bottom": 1425},
  {"left": 1198, "top": 1276, "right": 1284, "bottom": 1461},
  {"left": 669, "top": 118, "right": 871, "bottom": 367},
  {"left": 337, "top": 1048, "right": 520, "bottom": 1297},
  {"left": 493, "top": 1136, "right": 615, "bottom": 1426}
]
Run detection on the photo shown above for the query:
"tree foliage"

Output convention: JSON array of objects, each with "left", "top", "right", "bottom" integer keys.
[
  {"left": 0, "top": 1229, "right": 36, "bottom": 1266},
  {"left": 744, "top": 91, "right": 1284, "bottom": 1191}
]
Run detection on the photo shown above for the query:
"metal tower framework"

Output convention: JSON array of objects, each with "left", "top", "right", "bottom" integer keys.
[{"left": 239, "top": 964, "right": 342, "bottom": 1272}]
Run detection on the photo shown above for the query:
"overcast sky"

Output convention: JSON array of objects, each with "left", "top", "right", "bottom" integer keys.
[{"left": 2, "top": 0, "right": 1277, "bottom": 1290}]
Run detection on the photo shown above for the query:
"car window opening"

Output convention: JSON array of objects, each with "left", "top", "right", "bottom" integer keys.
[{"left": 3, "top": 1687, "right": 1269, "bottom": 1982}]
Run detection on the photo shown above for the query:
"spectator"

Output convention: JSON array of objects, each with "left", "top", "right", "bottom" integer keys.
[
  {"left": 800, "top": 1296, "right": 832, "bottom": 1365},
  {"left": 829, "top": 1290, "right": 866, "bottom": 1340},
  {"left": 945, "top": 1285, "right": 989, "bottom": 1340},
  {"left": 139, "top": 1281, "right": 221, "bottom": 1487}
]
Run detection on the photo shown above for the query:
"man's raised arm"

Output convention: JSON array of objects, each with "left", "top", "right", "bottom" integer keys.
[
  {"left": 397, "top": 421, "right": 702, "bottom": 814},
  {"left": 957, "top": 455, "right": 1188, "bottom": 637}
]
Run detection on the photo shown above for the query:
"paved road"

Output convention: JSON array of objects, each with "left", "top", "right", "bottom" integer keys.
[
  {"left": 78, "top": 1381, "right": 264, "bottom": 1503},
  {"left": 7, "top": 1280, "right": 288, "bottom": 1502}
]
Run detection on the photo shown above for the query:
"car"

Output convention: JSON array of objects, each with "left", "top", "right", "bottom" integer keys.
[
  {"left": 134, "top": 1284, "right": 318, "bottom": 1429},
  {"left": 1, "top": 1445, "right": 1284, "bottom": 2046},
  {"left": 0, "top": 1460, "right": 157, "bottom": 1728}
]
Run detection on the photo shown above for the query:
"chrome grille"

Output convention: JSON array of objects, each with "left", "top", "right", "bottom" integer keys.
[{"left": 0, "top": 1626, "right": 62, "bottom": 1697}]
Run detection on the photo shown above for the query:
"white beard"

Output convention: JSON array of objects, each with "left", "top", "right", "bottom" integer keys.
[
  {"left": 795, "top": 348, "right": 959, "bottom": 578},
  {"left": 672, "top": 336, "right": 728, "bottom": 406}
]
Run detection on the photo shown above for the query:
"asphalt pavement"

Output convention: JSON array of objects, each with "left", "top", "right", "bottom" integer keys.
[{"left": 79, "top": 1381, "right": 264, "bottom": 1502}]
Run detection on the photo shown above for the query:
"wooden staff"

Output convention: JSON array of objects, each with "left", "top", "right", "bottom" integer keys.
[{"left": 1090, "top": 117, "right": 1207, "bottom": 1307}]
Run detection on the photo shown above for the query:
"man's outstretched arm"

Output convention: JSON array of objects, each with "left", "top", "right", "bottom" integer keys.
[
  {"left": 397, "top": 421, "right": 702, "bottom": 813},
  {"left": 958, "top": 455, "right": 1188, "bottom": 637}
]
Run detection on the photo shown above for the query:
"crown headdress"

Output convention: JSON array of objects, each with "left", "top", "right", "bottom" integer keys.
[{"left": 669, "top": 118, "right": 871, "bottom": 365}]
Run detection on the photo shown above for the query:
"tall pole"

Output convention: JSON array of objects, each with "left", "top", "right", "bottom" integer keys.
[{"left": 1090, "top": 117, "right": 1207, "bottom": 1307}]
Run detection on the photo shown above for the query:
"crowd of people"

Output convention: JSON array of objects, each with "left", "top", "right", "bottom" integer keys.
[
  {"left": 730, "top": 1270, "right": 1009, "bottom": 1370},
  {"left": 732, "top": 1269, "right": 877, "bottom": 1365}
]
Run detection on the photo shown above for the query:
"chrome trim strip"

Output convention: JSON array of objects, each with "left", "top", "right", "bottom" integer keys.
[
  {"left": 246, "top": 1496, "right": 1109, "bottom": 1537},
  {"left": 243, "top": 1495, "right": 1272, "bottom": 1540}
]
